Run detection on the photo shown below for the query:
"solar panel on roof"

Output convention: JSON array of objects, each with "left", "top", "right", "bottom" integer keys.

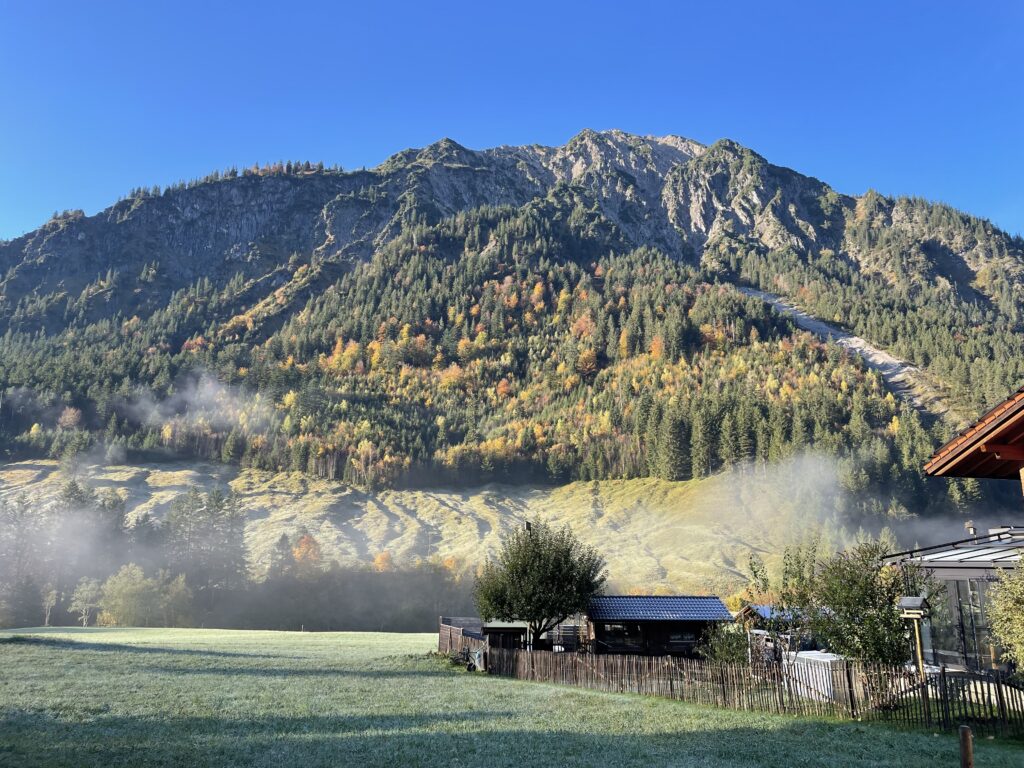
[{"left": 587, "top": 595, "right": 732, "bottom": 622}]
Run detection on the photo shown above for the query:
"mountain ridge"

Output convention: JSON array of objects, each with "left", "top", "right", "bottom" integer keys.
[{"left": 4, "top": 129, "right": 1019, "bottom": 328}]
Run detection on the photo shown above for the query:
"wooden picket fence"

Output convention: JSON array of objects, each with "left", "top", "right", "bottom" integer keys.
[
  {"left": 437, "top": 620, "right": 485, "bottom": 656},
  {"left": 485, "top": 648, "right": 1024, "bottom": 737}
]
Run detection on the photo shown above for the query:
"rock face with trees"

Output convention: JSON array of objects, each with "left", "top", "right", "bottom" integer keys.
[{"left": 2, "top": 131, "right": 1024, "bottom": 635}]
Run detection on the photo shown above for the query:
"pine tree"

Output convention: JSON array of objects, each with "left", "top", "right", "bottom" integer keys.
[
  {"left": 690, "top": 404, "right": 714, "bottom": 479},
  {"left": 657, "top": 407, "right": 689, "bottom": 481}
]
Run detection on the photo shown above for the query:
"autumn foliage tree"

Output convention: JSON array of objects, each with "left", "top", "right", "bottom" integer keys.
[{"left": 292, "top": 534, "right": 323, "bottom": 576}]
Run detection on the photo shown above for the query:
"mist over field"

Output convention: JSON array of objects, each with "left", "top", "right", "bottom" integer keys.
[{"left": 0, "top": 445, "right": 1000, "bottom": 632}]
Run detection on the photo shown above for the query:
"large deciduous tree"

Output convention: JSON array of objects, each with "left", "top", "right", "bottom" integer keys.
[
  {"left": 474, "top": 519, "right": 606, "bottom": 646},
  {"left": 808, "top": 538, "right": 929, "bottom": 665}
]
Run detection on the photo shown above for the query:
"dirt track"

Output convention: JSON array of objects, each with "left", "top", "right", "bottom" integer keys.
[{"left": 737, "top": 286, "right": 933, "bottom": 412}]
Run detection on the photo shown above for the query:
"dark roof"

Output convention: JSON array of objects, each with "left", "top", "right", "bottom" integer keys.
[
  {"left": 924, "top": 386, "right": 1024, "bottom": 479},
  {"left": 588, "top": 595, "right": 732, "bottom": 622},
  {"left": 440, "top": 616, "right": 482, "bottom": 629}
]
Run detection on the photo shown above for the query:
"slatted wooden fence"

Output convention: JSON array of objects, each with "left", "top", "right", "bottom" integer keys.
[
  {"left": 485, "top": 648, "right": 1024, "bottom": 737},
  {"left": 437, "top": 620, "right": 485, "bottom": 655}
]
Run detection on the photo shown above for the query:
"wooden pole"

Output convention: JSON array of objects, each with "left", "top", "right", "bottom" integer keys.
[
  {"left": 913, "top": 618, "right": 931, "bottom": 724},
  {"left": 959, "top": 725, "right": 974, "bottom": 768}
]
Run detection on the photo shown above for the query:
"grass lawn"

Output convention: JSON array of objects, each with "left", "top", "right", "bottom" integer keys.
[{"left": 0, "top": 628, "right": 1021, "bottom": 767}]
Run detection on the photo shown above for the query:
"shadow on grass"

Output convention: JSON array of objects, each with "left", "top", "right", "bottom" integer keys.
[
  {"left": 146, "top": 664, "right": 458, "bottom": 678},
  {"left": 1, "top": 708, "right": 1018, "bottom": 768},
  {"left": 0, "top": 636, "right": 281, "bottom": 659}
]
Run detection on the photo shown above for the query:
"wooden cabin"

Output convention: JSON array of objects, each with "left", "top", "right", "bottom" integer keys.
[{"left": 586, "top": 595, "right": 732, "bottom": 656}]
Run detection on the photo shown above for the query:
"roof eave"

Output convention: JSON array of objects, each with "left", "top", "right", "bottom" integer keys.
[{"left": 924, "top": 391, "right": 1024, "bottom": 477}]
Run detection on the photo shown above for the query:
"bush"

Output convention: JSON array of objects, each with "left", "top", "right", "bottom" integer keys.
[
  {"left": 990, "top": 566, "right": 1024, "bottom": 668},
  {"left": 697, "top": 623, "right": 749, "bottom": 663}
]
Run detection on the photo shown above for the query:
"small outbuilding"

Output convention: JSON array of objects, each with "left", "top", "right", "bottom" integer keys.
[
  {"left": 586, "top": 595, "right": 732, "bottom": 656},
  {"left": 481, "top": 619, "right": 529, "bottom": 649},
  {"left": 734, "top": 604, "right": 789, "bottom": 628}
]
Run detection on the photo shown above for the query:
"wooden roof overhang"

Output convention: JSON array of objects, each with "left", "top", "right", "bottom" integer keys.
[{"left": 924, "top": 387, "right": 1024, "bottom": 480}]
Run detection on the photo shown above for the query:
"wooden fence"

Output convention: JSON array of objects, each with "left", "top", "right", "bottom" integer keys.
[
  {"left": 437, "top": 621, "right": 486, "bottom": 655},
  {"left": 485, "top": 648, "right": 1024, "bottom": 737}
]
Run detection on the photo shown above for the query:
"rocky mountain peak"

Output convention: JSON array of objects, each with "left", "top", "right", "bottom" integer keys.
[{"left": 1, "top": 130, "right": 1021, "bottom": 337}]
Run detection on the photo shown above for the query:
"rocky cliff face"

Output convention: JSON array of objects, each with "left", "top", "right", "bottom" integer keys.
[{"left": 2, "top": 129, "right": 1022, "bottom": 334}]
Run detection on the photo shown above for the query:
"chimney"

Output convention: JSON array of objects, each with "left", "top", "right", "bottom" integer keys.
[{"left": 965, "top": 520, "right": 977, "bottom": 536}]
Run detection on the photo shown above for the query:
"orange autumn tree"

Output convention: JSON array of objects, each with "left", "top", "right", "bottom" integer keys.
[
  {"left": 292, "top": 534, "right": 322, "bottom": 576},
  {"left": 373, "top": 551, "right": 394, "bottom": 572}
]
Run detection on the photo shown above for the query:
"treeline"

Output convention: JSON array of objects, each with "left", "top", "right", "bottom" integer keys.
[
  {"left": 120, "top": 159, "right": 342, "bottom": 200},
  {"left": 0, "top": 483, "right": 473, "bottom": 630}
]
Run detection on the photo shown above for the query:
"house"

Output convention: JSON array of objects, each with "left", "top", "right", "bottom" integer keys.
[
  {"left": 887, "top": 385, "right": 1024, "bottom": 670},
  {"left": 885, "top": 527, "right": 1022, "bottom": 669},
  {"left": 586, "top": 595, "right": 732, "bottom": 656}
]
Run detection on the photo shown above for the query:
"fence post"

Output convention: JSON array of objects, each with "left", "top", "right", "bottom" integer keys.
[
  {"left": 845, "top": 662, "right": 856, "bottom": 718},
  {"left": 939, "top": 666, "right": 951, "bottom": 729},
  {"left": 958, "top": 725, "right": 973, "bottom": 768},
  {"left": 994, "top": 672, "right": 1008, "bottom": 737},
  {"left": 920, "top": 669, "right": 932, "bottom": 727}
]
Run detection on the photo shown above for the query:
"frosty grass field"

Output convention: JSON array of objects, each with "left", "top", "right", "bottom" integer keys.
[{"left": 0, "top": 628, "right": 1021, "bottom": 767}]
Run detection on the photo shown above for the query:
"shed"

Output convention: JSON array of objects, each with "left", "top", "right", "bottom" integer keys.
[
  {"left": 482, "top": 619, "right": 529, "bottom": 649},
  {"left": 586, "top": 595, "right": 732, "bottom": 656}
]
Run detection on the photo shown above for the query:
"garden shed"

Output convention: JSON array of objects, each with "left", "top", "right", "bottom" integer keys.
[{"left": 586, "top": 595, "right": 732, "bottom": 656}]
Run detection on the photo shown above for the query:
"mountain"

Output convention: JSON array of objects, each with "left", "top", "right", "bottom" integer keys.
[{"left": 1, "top": 129, "right": 1023, "bottom": 524}]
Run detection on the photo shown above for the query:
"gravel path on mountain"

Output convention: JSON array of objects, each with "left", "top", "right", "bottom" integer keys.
[{"left": 736, "top": 286, "right": 953, "bottom": 419}]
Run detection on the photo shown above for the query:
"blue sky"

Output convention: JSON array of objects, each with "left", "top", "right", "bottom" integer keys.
[{"left": 1, "top": 1, "right": 1022, "bottom": 239}]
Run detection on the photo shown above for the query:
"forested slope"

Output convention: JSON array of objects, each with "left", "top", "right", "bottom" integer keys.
[{"left": 2, "top": 130, "right": 1022, "bottom": 522}]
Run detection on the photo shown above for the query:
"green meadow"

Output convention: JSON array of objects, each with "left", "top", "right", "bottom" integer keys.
[{"left": 0, "top": 628, "right": 1021, "bottom": 767}]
